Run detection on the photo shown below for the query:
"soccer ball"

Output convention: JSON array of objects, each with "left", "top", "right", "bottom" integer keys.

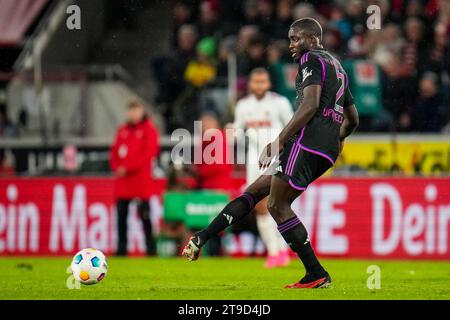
[{"left": 71, "top": 248, "right": 108, "bottom": 285}]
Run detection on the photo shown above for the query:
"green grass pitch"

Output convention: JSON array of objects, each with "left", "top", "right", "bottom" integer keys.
[{"left": 0, "top": 257, "right": 449, "bottom": 300}]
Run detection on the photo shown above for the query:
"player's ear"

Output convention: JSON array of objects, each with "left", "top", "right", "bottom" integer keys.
[{"left": 306, "top": 33, "right": 317, "bottom": 48}]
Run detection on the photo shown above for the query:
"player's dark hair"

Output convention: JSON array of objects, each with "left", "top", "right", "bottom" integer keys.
[{"left": 290, "top": 18, "right": 323, "bottom": 42}]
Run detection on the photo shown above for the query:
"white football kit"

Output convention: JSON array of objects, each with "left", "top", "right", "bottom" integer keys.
[{"left": 234, "top": 92, "right": 293, "bottom": 185}]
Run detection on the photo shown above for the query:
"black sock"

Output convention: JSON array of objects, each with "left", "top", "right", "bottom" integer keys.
[
  {"left": 197, "top": 192, "right": 256, "bottom": 244},
  {"left": 278, "top": 216, "right": 325, "bottom": 275}
]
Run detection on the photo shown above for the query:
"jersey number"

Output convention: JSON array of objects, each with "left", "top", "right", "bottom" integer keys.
[{"left": 334, "top": 71, "right": 345, "bottom": 114}]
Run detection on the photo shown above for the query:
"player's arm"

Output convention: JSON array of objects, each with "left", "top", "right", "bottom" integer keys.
[
  {"left": 339, "top": 84, "right": 359, "bottom": 141},
  {"left": 259, "top": 55, "right": 323, "bottom": 169},
  {"left": 259, "top": 85, "right": 321, "bottom": 169},
  {"left": 278, "top": 55, "right": 323, "bottom": 146},
  {"left": 277, "top": 85, "right": 321, "bottom": 146},
  {"left": 339, "top": 104, "right": 359, "bottom": 141}
]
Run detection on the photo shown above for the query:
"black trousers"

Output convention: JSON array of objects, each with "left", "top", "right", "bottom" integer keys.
[{"left": 116, "top": 199, "right": 155, "bottom": 256}]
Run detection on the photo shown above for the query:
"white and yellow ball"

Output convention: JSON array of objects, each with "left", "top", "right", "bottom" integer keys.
[{"left": 71, "top": 248, "right": 108, "bottom": 285}]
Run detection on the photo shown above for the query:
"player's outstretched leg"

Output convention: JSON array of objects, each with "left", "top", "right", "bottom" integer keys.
[
  {"left": 267, "top": 176, "right": 331, "bottom": 288},
  {"left": 255, "top": 197, "right": 290, "bottom": 268},
  {"left": 182, "top": 174, "right": 272, "bottom": 261}
]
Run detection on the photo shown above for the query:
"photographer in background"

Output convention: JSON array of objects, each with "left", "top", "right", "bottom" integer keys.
[{"left": 110, "top": 100, "right": 160, "bottom": 256}]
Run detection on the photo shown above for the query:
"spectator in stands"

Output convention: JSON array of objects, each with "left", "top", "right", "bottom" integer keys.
[
  {"left": 267, "top": 40, "right": 285, "bottom": 68},
  {"left": 172, "top": 1, "right": 195, "bottom": 49},
  {"left": 237, "top": 25, "right": 260, "bottom": 55},
  {"left": 237, "top": 36, "right": 268, "bottom": 76},
  {"left": 156, "top": 24, "right": 198, "bottom": 103},
  {"left": 271, "top": 0, "right": 294, "bottom": 40},
  {"left": 430, "top": 23, "right": 450, "bottom": 107},
  {"left": 157, "top": 0, "right": 450, "bottom": 134},
  {"left": 346, "top": 23, "right": 367, "bottom": 58},
  {"left": 242, "top": 0, "right": 261, "bottom": 27},
  {"left": 176, "top": 24, "right": 198, "bottom": 62},
  {"left": 258, "top": 0, "right": 276, "bottom": 36},
  {"left": 214, "top": 36, "right": 237, "bottom": 87},
  {"left": 323, "top": 27, "right": 345, "bottom": 59},
  {"left": 110, "top": 100, "right": 160, "bottom": 256},
  {"left": 406, "top": 0, "right": 424, "bottom": 18},
  {"left": 386, "top": 0, "right": 403, "bottom": 22},
  {"left": 292, "top": 2, "right": 316, "bottom": 20},
  {"left": 401, "top": 17, "right": 429, "bottom": 78},
  {"left": 412, "top": 72, "right": 447, "bottom": 132},
  {"left": 172, "top": 37, "right": 217, "bottom": 131},
  {"left": 345, "top": 0, "right": 365, "bottom": 32},
  {"left": 373, "top": 18, "right": 425, "bottom": 131},
  {"left": 372, "top": 24, "right": 404, "bottom": 76},
  {"left": 426, "top": 23, "right": 449, "bottom": 76},
  {"left": 405, "top": 0, "right": 431, "bottom": 25},
  {"left": 395, "top": 17, "right": 429, "bottom": 128},
  {"left": 329, "top": 4, "right": 352, "bottom": 41},
  {"left": 378, "top": 23, "right": 404, "bottom": 57},
  {"left": 197, "top": 0, "right": 222, "bottom": 39},
  {"left": 184, "top": 37, "right": 217, "bottom": 88},
  {"left": 156, "top": 24, "right": 198, "bottom": 131}
]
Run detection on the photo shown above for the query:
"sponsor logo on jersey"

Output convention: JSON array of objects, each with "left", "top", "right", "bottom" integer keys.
[
  {"left": 323, "top": 107, "right": 344, "bottom": 124},
  {"left": 245, "top": 120, "right": 272, "bottom": 128}
]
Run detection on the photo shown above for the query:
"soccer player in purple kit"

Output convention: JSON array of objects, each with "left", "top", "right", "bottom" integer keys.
[{"left": 183, "top": 18, "right": 359, "bottom": 288}]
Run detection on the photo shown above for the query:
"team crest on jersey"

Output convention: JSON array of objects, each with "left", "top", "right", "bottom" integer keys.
[{"left": 302, "top": 67, "right": 313, "bottom": 82}]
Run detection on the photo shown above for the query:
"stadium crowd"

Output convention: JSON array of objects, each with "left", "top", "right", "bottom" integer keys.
[{"left": 152, "top": 0, "right": 450, "bottom": 133}]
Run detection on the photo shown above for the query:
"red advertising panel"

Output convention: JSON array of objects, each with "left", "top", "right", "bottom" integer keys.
[
  {"left": 0, "top": 178, "right": 165, "bottom": 256},
  {"left": 0, "top": 177, "right": 449, "bottom": 259},
  {"left": 293, "top": 178, "right": 450, "bottom": 259}
]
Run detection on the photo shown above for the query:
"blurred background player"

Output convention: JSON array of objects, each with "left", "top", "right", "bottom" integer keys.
[
  {"left": 194, "top": 112, "right": 233, "bottom": 192},
  {"left": 110, "top": 100, "right": 160, "bottom": 256},
  {"left": 233, "top": 68, "right": 293, "bottom": 268}
]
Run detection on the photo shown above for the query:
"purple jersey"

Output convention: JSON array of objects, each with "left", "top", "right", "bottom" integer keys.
[{"left": 294, "top": 48, "right": 354, "bottom": 163}]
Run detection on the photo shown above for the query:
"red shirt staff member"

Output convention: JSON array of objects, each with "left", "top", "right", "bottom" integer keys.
[
  {"left": 192, "top": 112, "right": 233, "bottom": 256},
  {"left": 195, "top": 113, "right": 233, "bottom": 191},
  {"left": 110, "top": 100, "right": 160, "bottom": 256}
]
